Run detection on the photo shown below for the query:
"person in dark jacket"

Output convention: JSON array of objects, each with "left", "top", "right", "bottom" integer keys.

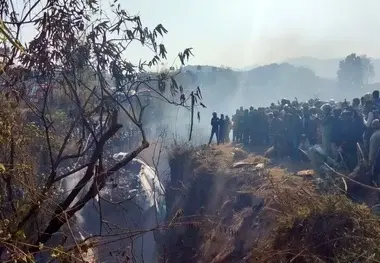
[
  {"left": 242, "top": 109, "right": 250, "bottom": 145},
  {"left": 331, "top": 108, "right": 342, "bottom": 148},
  {"left": 219, "top": 114, "right": 226, "bottom": 144},
  {"left": 321, "top": 104, "right": 334, "bottom": 157},
  {"left": 208, "top": 112, "right": 220, "bottom": 145}
]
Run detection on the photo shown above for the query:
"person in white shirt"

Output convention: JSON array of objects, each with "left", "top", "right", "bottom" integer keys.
[{"left": 363, "top": 100, "right": 375, "bottom": 157}]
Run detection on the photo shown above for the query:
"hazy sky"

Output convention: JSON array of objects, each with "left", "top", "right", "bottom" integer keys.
[
  {"left": 18, "top": 0, "right": 380, "bottom": 68},
  {"left": 122, "top": 0, "right": 380, "bottom": 68}
]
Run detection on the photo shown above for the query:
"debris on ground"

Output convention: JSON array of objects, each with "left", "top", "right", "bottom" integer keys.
[
  {"left": 255, "top": 163, "right": 265, "bottom": 170},
  {"left": 296, "top": 169, "right": 315, "bottom": 177}
]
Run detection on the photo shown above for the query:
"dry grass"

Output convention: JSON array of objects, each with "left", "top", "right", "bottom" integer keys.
[
  {"left": 247, "top": 159, "right": 380, "bottom": 263},
  {"left": 252, "top": 175, "right": 380, "bottom": 263},
  {"left": 195, "top": 144, "right": 235, "bottom": 172},
  {"left": 169, "top": 144, "right": 380, "bottom": 263},
  {"left": 189, "top": 144, "right": 270, "bottom": 175}
]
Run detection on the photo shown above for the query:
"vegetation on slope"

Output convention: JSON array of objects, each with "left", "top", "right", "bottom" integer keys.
[
  {"left": 254, "top": 187, "right": 380, "bottom": 262},
  {"left": 167, "top": 144, "right": 380, "bottom": 263}
]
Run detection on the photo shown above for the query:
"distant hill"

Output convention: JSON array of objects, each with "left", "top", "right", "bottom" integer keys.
[
  {"left": 175, "top": 63, "right": 342, "bottom": 112},
  {"left": 283, "top": 56, "right": 380, "bottom": 82},
  {"left": 177, "top": 62, "right": 380, "bottom": 108}
]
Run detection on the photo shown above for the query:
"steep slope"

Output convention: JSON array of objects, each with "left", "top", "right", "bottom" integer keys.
[
  {"left": 163, "top": 144, "right": 271, "bottom": 263},
  {"left": 161, "top": 144, "right": 380, "bottom": 263}
]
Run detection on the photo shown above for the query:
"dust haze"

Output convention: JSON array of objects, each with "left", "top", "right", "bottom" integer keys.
[{"left": 96, "top": 1, "right": 380, "bottom": 143}]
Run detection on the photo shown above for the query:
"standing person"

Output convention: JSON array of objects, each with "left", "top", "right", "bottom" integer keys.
[
  {"left": 290, "top": 107, "right": 302, "bottom": 160},
  {"left": 373, "top": 90, "right": 380, "bottom": 109},
  {"left": 352, "top": 108, "right": 365, "bottom": 145},
  {"left": 331, "top": 108, "right": 342, "bottom": 159},
  {"left": 320, "top": 104, "right": 334, "bottom": 157},
  {"left": 369, "top": 119, "right": 380, "bottom": 185},
  {"left": 270, "top": 110, "right": 284, "bottom": 159},
  {"left": 219, "top": 114, "right": 226, "bottom": 144},
  {"left": 237, "top": 107, "right": 245, "bottom": 143},
  {"left": 352, "top": 98, "right": 360, "bottom": 110},
  {"left": 360, "top": 96, "right": 366, "bottom": 111},
  {"left": 225, "top": 115, "right": 232, "bottom": 143},
  {"left": 208, "top": 112, "right": 220, "bottom": 145},
  {"left": 364, "top": 100, "right": 375, "bottom": 157},
  {"left": 232, "top": 109, "right": 239, "bottom": 142},
  {"left": 242, "top": 109, "right": 250, "bottom": 145},
  {"left": 307, "top": 107, "right": 319, "bottom": 145}
]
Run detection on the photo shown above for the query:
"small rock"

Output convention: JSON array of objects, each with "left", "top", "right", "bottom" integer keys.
[
  {"left": 297, "top": 170, "right": 315, "bottom": 177},
  {"left": 255, "top": 163, "right": 265, "bottom": 170}
]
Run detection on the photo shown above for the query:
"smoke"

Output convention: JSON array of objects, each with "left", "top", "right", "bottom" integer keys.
[
  {"left": 60, "top": 168, "right": 93, "bottom": 226},
  {"left": 199, "top": 32, "right": 380, "bottom": 70},
  {"left": 164, "top": 0, "right": 380, "bottom": 69}
]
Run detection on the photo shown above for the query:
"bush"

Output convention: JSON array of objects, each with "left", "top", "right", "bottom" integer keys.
[{"left": 253, "top": 193, "right": 380, "bottom": 263}]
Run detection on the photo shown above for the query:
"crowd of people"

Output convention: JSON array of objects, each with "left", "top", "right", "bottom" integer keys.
[{"left": 209, "top": 90, "right": 380, "bottom": 184}]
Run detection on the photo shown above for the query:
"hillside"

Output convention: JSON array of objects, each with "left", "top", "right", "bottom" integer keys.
[
  {"left": 284, "top": 56, "right": 380, "bottom": 82},
  {"left": 177, "top": 63, "right": 340, "bottom": 117},
  {"left": 178, "top": 61, "right": 380, "bottom": 111},
  {"left": 161, "top": 144, "right": 380, "bottom": 263}
]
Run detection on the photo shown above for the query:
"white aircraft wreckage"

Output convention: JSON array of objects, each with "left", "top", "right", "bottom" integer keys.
[
  {"left": 55, "top": 152, "right": 166, "bottom": 263},
  {"left": 110, "top": 152, "right": 166, "bottom": 220}
]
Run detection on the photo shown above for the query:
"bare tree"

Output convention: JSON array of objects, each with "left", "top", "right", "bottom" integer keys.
[{"left": 0, "top": 0, "right": 203, "bottom": 261}]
